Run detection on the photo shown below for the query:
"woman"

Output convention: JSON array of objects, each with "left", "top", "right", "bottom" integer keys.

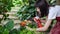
[{"left": 26, "top": 0, "right": 60, "bottom": 34}]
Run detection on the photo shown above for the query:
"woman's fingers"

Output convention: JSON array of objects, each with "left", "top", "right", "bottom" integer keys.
[{"left": 33, "top": 17, "right": 37, "bottom": 23}]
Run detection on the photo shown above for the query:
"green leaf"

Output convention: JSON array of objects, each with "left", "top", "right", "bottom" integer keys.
[
  {"left": 27, "top": 31, "right": 32, "bottom": 34},
  {"left": 17, "top": 0, "right": 36, "bottom": 21},
  {"left": 9, "top": 29, "right": 19, "bottom": 34},
  {"left": 3, "top": 29, "right": 9, "bottom": 34},
  {"left": 4, "top": 20, "right": 14, "bottom": 30}
]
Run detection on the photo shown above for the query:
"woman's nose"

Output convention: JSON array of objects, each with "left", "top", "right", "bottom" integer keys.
[{"left": 37, "top": 9, "right": 40, "bottom": 12}]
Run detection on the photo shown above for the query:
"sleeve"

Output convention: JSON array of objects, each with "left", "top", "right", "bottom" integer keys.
[{"left": 48, "top": 7, "right": 58, "bottom": 19}]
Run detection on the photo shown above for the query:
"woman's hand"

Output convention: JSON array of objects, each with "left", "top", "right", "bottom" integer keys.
[
  {"left": 33, "top": 17, "right": 37, "bottom": 23},
  {"left": 40, "top": 19, "right": 46, "bottom": 23},
  {"left": 33, "top": 17, "right": 46, "bottom": 23},
  {"left": 36, "top": 19, "right": 52, "bottom": 31}
]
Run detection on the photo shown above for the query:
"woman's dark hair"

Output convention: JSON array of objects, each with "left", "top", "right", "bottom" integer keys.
[{"left": 35, "top": 0, "right": 49, "bottom": 17}]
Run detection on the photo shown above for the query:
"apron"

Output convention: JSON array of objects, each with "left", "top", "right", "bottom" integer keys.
[{"left": 49, "top": 17, "right": 60, "bottom": 34}]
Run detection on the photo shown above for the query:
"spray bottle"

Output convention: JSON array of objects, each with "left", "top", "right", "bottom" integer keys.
[{"left": 34, "top": 16, "right": 43, "bottom": 28}]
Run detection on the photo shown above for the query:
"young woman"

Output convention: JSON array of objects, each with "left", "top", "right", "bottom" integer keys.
[{"left": 26, "top": 0, "right": 60, "bottom": 34}]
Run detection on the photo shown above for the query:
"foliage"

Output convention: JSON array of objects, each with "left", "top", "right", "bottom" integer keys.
[
  {"left": 0, "top": 0, "right": 13, "bottom": 14},
  {"left": 16, "top": 0, "right": 36, "bottom": 21},
  {"left": 9, "top": 29, "right": 20, "bottom": 34},
  {"left": 49, "top": 0, "right": 56, "bottom": 6},
  {"left": 0, "top": 0, "right": 13, "bottom": 23},
  {"left": 10, "top": 28, "right": 35, "bottom": 34},
  {"left": 0, "top": 20, "right": 14, "bottom": 34},
  {"left": 0, "top": 26, "right": 9, "bottom": 34},
  {"left": 9, "top": 20, "right": 37, "bottom": 34},
  {"left": 12, "top": 0, "right": 29, "bottom": 6},
  {"left": 4, "top": 20, "right": 14, "bottom": 30},
  {"left": 27, "top": 22, "right": 37, "bottom": 28},
  {"left": 0, "top": 19, "right": 37, "bottom": 34}
]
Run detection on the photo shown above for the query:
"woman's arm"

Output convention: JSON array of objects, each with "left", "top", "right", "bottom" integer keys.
[
  {"left": 26, "top": 19, "right": 52, "bottom": 31},
  {"left": 40, "top": 19, "right": 46, "bottom": 23},
  {"left": 36, "top": 19, "right": 52, "bottom": 31}
]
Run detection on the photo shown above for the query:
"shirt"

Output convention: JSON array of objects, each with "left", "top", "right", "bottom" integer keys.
[{"left": 48, "top": 5, "right": 60, "bottom": 19}]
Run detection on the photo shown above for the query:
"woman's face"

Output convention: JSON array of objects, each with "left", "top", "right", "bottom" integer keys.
[
  {"left": 36, "top": 7, "right": 41, "bottom": 17},
  {"left": 36, "top": 7, "right": 41, "bottom": 14}
]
